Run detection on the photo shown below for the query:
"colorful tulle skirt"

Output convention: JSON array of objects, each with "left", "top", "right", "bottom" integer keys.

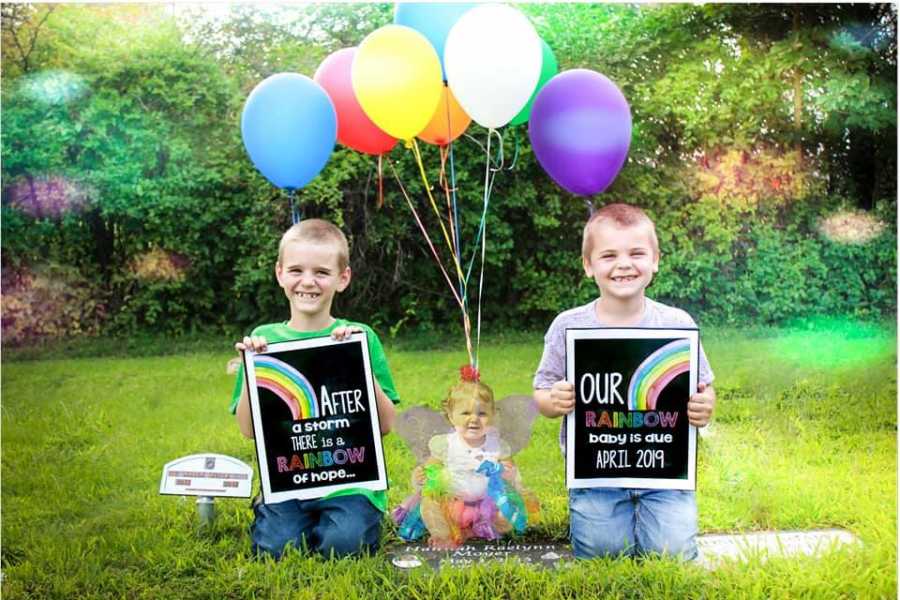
[{"left": 392, "top": 460, "right": 539, "bottom": 547}]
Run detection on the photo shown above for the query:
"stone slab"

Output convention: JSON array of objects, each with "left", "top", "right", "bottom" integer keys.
[
  {"left": 696, "top": 528, "right": 862, "bottom": 568},
  {"left": 387, "top": 540, "right": 572, "bottom": 570},
  {"left": 388, "top": 529, "right": 861, "bottom": 571}
]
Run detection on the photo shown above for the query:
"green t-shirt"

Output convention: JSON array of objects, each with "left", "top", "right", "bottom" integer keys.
[{"left": 230, "top": 319, "right": 399, "bottom": 512}]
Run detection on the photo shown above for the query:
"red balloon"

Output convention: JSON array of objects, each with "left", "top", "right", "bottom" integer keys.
[{"left": 314, "top": 48, "right": 397, "bottom": 155}]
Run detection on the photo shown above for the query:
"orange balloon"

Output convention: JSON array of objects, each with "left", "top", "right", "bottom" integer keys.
[{"left": 417, "top": 84, "right": 471, "bottom": 146}]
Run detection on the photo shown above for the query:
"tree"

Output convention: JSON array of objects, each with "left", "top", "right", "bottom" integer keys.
[
  {"left": 1, "top": 4, "right": 895, "bottom": 343},
  {"left": 1, "top": 4, "right": 56, "bottom": 75}
]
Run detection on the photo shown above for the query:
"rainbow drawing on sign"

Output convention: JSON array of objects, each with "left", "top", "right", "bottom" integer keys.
[
  {"left": 627, "top": 339, "right": 690, "bottom": 411},
  {"left": 253, "top": 355, "right": 319, "bottom": 420}
]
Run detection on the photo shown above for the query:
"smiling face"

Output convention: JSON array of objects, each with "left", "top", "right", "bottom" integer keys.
[
  {"left": 583, "top": 220, "right": 659, "bottom": 302},
  {"left": 275, "top": 239, "right": 350, "bottom": 326},
  {"left": 447, "top": 396, "right": 495, "bottom": 448}
]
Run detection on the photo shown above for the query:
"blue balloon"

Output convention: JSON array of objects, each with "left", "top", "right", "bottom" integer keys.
[
  {"left": 241, "top": 73, "right": 337, "bottom": 190},
  {"left": 394, "top": 3, "right": 476, "bottom": 81}
]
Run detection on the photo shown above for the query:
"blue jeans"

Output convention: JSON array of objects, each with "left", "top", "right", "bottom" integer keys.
[
  {"left": 569, "top": 488, "right": 698, "bottom": 560},
  {"left": 250, "top": 494, "right": 382, "bottom": 559}
]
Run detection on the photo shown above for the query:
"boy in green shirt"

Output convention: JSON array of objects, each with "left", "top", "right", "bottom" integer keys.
[{"left": 231, "top": 219, "right": 399, "bottom": 559}]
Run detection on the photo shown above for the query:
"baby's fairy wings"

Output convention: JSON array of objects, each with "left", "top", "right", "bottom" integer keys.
[
  {"left": 494, "top": 395, "right": 539, "bottom": 456},
  {"left": 394, "top": 397, "right": 537, "bottom": 460},
  {"left": 393, "top": 405, "right": 452, "bottom": 463}
]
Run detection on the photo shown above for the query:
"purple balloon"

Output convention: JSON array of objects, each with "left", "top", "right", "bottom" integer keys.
[{"left": 528, "top": 69, "right": 632, "bottom": 196}]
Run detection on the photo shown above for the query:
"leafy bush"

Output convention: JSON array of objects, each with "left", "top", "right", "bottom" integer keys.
[
  {"left": 1, "top": 4, "right": 896, "bottom": 345},
  {"left": 1, "top": 262, "right": 106, "bottom": 346}
]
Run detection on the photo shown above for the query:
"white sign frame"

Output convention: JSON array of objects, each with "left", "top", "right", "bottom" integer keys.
[
  {"left": 565, "top": 327, "right": 699, "bottom": 491},
  {"left": 243, "top": 332, "right": 387, "bottom": 504},
  {"left": 159, "top": 453, "right": 253, "bottom": 498}
]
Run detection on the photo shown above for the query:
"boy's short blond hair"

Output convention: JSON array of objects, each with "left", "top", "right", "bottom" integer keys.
[
  {"left": 277, "top": 219, "right": 350, "bottom": 270},
  {"left": 582, "top": 203, "right": 659, "bottom": 259},
  {"left": 443, "top": 380, "right": 495, "bottom": 417}
]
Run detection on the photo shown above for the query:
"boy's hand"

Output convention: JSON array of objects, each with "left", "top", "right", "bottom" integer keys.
[
  {"left": 235, "top": 336, "right": 268, "bottom": 353},
  {"left": 548, "top": 381, "right": 576, "bottom": 417},
  {"left": 332, "top": 325, "right": 362, "bottom": 341},
  {"left": 688, "top": 383, "right": 716, "bottom": 427},
  {"left": 550, "top": 381, "right": 575, "bottom": 416}
]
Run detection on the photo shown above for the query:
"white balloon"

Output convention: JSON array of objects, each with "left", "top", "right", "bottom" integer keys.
[{"left": 444, "top": 4, "right": 542, "bottom": 129}]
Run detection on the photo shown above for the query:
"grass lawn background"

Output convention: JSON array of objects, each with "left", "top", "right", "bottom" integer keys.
[{"left": 2, "top": 322, "right": 896, "bottom": 599}]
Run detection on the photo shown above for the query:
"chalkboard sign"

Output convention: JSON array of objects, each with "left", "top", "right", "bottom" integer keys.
[
  {"left": 565, "top": 328, "right": 699, "bottom": 490},
  {"left": 243, "top": 332, "right": 387, "bottom": 503}
]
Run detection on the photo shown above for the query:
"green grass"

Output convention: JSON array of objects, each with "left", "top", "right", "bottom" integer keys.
[{"left": 2, "top": 323, "right": 896, "bottom": 599}]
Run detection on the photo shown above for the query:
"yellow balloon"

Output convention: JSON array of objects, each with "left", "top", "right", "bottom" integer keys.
[{"left": 352, "top": 25, "right": 443, "bottom": 141}]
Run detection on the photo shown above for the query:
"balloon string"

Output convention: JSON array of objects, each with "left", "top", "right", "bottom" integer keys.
[
  {"left": 441, "top": 87, "right": 465, "bottom": 304},
  {"left": 385, "top": 156, "right": 461, "bottom": 307},
  {"left": 410, "top": 138, "right": 467, "bottom": 290},
  {"left": 508, "top": 131, "right": 520, "bottom": 170},
  {"left": 387, "top": 156, "right": 474, "bottom": 366},
  {"left": 438, "top": 146, "right": 459, "bottom": 261},
  {"left": 437, "top": 89, "right": 460, "bottom": 290},
  {"left": 448, "top": 137, "right": 463, "bottom": 295},
  {"left": 474, "top": 128, "right": 495, "bottom": 370},
  {"left": 447, "top": 139, "right": 470, "bottom": 364},
  {"left": 463, "top": 129, "right": 503, "bottom": 293},
  {"left": 441, "top": 88, "right": 471, "bottom": 365},
  {"left": 464, "top": 180, "right": 491, "bottom": 292},
  {"left": 377, "top": 154, "right": 384, "bottom": 209},
  {"left": 491, "top": 128, "right": 505, "bottom": 169},
  {"left": 289, "top": 189, "right": 300, "bottom": 224},
  {"left": 464, "top": 132, "right": 505, "bottom": 170},
  {"left": 410, "top": 139, "right": 472, "bottom": 363},
  {"left": 440, "top": 147, "right": 471, "bottom": 347},
  {"left": 362, "top": 159, "right": 373, "bottom": 206},
  {"left": 437, "top": 147, "right": 449, "bottom": 246},
  {"left": 476, "top": 197, "right": 487, "bottom": 371}
]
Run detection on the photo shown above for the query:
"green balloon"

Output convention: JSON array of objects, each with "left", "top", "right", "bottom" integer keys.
[{"left": 509, "top": 39, "right": 558, "bottom": 127}]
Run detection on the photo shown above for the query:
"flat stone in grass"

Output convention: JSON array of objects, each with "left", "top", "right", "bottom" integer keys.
[
  {"left": 696, "top": 528, "right": 862, "bottom": 568},
  {"left": 388, "top": 540, "right": 572, "bottom": 570},
  {"left": 388, "top": 529, "right": 861, "bottom": 570}
]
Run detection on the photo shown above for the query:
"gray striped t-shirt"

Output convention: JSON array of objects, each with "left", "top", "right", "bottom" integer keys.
[{"left": 533, "top": 297, "right": 714, "bottom": 450}]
